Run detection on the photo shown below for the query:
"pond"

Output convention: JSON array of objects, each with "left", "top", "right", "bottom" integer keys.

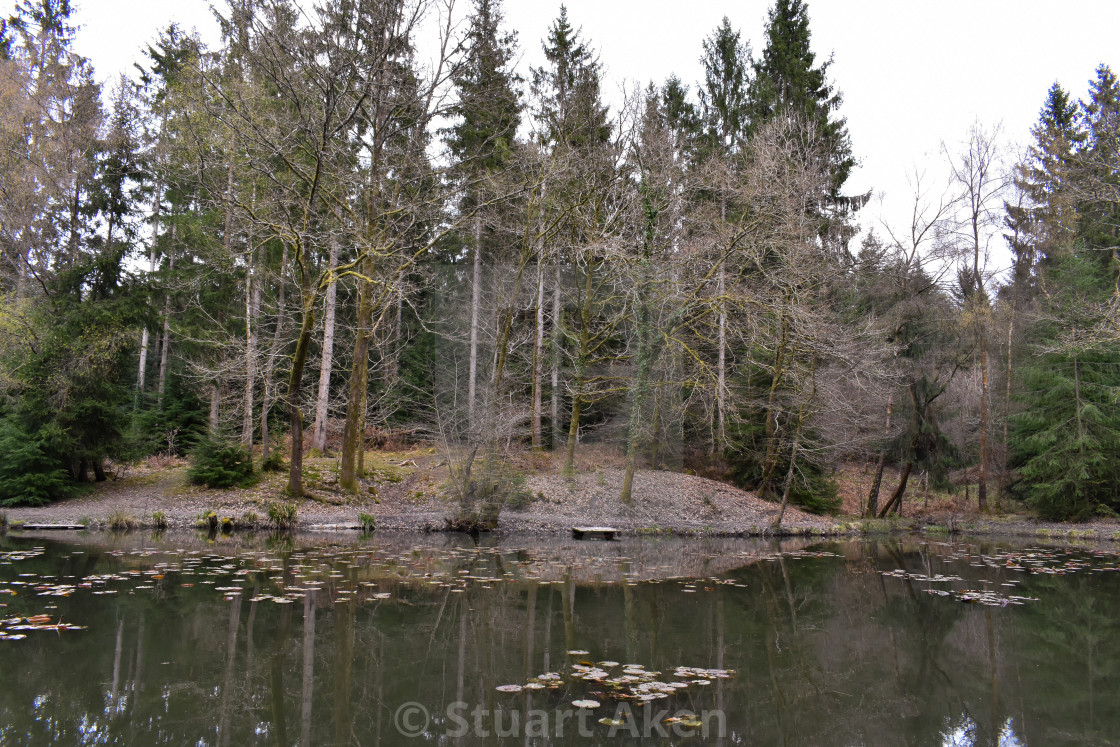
[{"left": 0, "top": 531, "right": 1118, "bottom": 745}]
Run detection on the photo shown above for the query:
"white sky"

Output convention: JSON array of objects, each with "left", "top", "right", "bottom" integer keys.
[{"left": 72, "top": 0, "right": 1120, "bottom": 277}]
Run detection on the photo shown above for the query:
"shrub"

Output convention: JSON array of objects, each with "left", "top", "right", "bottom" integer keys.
[
  {"left": 267, "top": 501, "right": 298, "bottom": 531},
  {"left": 358, "top": 512, "right": 377, "bottom": 532},
  {"left": 198, "top": 511, "right": 219, "bottom": 531},
  {"left": 151, "top": 511, "right": 168, "bottom": 530},
  {"left": 259, "top": 451, "right": 286, "bottom": 473},
  {"left": 108, "top": 511, "right": 137, "bottom": 532},
  {"left": 444, "top": 454, "right": 528, "bottom": 533},
  {"left": 187, "top": 440, "right": 256, "bottom": 489},
  {"left": 0, "top": 416, "right": 76, "bottom": 506}
]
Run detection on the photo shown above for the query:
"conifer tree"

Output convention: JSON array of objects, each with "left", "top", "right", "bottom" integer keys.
[
  {"left": 446, "top": 0, "right": 521, "bottom": 428},
  {"left": 748, "top": 0, "right": 859, "bottom": 239}
]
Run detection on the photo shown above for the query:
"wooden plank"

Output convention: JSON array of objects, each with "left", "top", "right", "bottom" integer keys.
[{"left": 572, "top": 526, "right": 618, "bottom": 540}]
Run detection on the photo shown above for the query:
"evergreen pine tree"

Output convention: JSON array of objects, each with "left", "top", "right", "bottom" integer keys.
[
  {"left": 1077, "top": 64, "right": 1120, "bottom": 260},
  {"left": 698, "top": 17, "right": 749, "bottom": 157},
  {"left": 1011, "top": 254, "right": 1120, "bottom": 520},
  {"left": 748, "top": 0, "right": 857, "bottom": 211},
  {"left": 531, "top": 5, "right": 609, "bottom": 149},
  {"left": 447, "top": 0, "right": 520, "bottom": 174},
  {"left": 1007, "top": 82, "right": 1083, "bottom": 279}
]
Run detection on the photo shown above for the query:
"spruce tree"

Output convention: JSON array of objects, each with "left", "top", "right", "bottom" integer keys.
[
  {"left": 1078, "top": 64, "right": 1120, "bottom": 261},
  {"left": 446, "top": 0, "right": 521, "bottom": 428},
  {"left": 698, "top": 17, "right": 750, "bottom": 157},
  {"left": 749, "top": 0, "right": 856, "bottom": 208},
  {"left": 1007, "top": 82, "right": 1083, "bottom": 277},
  {"left": 1010, "top": 254, "right": 1120, "bottom": 520},
  {"left": 531, "top": 5, "right": 609, "bottom": 149}
]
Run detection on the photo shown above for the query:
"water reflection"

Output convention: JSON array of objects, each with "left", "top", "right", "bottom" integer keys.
[{"left": 0, "top": 533, "right": 1118, "bottom": 745}]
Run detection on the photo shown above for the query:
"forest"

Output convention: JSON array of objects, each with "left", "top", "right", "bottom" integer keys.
[{"left": 0, "top": 0, "right": 1118, "bottom": 522}]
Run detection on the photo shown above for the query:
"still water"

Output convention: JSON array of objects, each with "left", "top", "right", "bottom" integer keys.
[{"left": 0, "top": 531, "right": 1118, "bottom": 746}]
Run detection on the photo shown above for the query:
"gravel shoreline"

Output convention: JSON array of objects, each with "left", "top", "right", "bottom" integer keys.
[{"left": 4, "top": 456, "right": 1120, "bottom": 543}]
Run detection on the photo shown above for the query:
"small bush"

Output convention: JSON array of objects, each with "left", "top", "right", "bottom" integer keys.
[
  {"left": 187, "top": 440, "right": 256, "bottom": 489},
  {"left": 241, "top": 510, "right": 260, "bottom": 528},
  {"left": 444, "top": 454, "right": 529, "bottom": 533},
  {"left": 108, "top": 511, "right": 137, "bottom": 532},
  {"left": 259, "top": 451, "right": 286, "bottom": 473},
  {"left": 152, "top": 511, "right": 168, "bottom": 531},
  {"left": 0, "top": 512, "right": 7, "bottom": 533},
  {"left": 358, "top": 512, "right": 377, "bottom": 532},
  {"left": 267, "top": 501, "right": 298, "bottom": 531},
  {"left": 198, "top": 510, "right": 219, "bottom": 531}
]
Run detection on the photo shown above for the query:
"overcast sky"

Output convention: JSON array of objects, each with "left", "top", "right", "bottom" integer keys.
[{"left": 71, "top": 0, "right": 1120, "bottom": 276}]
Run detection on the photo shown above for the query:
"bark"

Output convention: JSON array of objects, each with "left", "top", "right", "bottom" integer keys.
[
  {"left": 468, "top": 214, "right": 482, "bottom": 428},
  {"left": 136, "top": 328, "right": 149, "bottom": 407},
  {"left": 135, "top": 171, "right": 161, "bottom": 407},
  {"left": 311, "top": 233, "right": 339, "bottom": 453},
  {"left": 531, "top": 260, "right": 544, "bottom": 449},
  {"left": 716, "top": 262, "right": 726, "bottom": 450},
  {"left": 997, "top": 302, "right": 1015, "bottom": 509},
  {"left": 340, "top": 267, "right": 374, "bottom": 493},
  {"left": 242, "top": 248, "right": 259, "bottom": 446},
  {"left": 551, "top": 264, "right": 562, "bottom": 450},
  {"left": 865, "top": 391, "right": 895, "bottom": 517},
  {"left": 287, "top": 292, "right": 316, "bottom": 496},
  {"left": 209, "top": 384, "right": 220, "bottom": 437},
  {"left": 563, "top": 264, "right": 595, "bottom": 472},
  {"left": 978, "top": 336, "right": 989, "bottom": 510},
  {"left": 261, "top": 243, "right": 289, "bottom": 458},
  {"left": 757, "top": 313, "right": 790, "bottom": 499},
  {"left": 621, "top": 257, "right": 655, "bottom": 504},
  {"left": 877, "top": 461, "right": 913, "bottom": 518},
  {"left": 773, "top": 405, "right": 806, "bottom": 529},
  {"left": 156, "top": 223, "right": 176, "bottom": 411}
]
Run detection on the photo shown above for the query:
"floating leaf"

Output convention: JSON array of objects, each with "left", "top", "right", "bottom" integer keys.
[{"left": 571, "top": 700, "right": 600, "bottom": 709}]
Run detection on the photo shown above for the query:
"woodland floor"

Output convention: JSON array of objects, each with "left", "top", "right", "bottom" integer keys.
[{"left": 4, "top": 447, "right": 1120, "bottom": 542}]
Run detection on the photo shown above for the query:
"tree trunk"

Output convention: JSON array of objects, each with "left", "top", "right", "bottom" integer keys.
[
  {"left": 978, "top": 336, "right": 989, "bottom": 510},
  {"left": 563, "top": 265, "right": 594, "bottom": 472},
  {"left": 286, "top": 293, "right": 316, "bottom": 497},
  {"left": 136, "top": 328, "right": 150, "bottom": 408},
  {"left": 757, "top": 313, "right": 790, "bottom": 499},
  {"left": 715, "top": 193, "right": 728, "bottom": 453},
  {"left": 772, "top": 411, "right": 803, "bottom": 529},
  {"left": 468, "top": 214, "right": 482, "bottom": 429},
  {"left": 261, "top": 243, "right": 289, "bottom": 458},
  {"left": 877, "top": 461, "right": 913, "bottom": 518},
  {"left": 998, "top": 301, "right": 1015, "bottom": 509},
  {"left": 242, "top": 248, "right": 259, "bottom": 446},
  {"left": 865, "top": 391, "right": 895, "bottom": 517},
  {"left": 340, "top": 268, "right": 374, "bottom": 493},
  {"left": 551, "top": 264, "right": 562, "bottom": 450},
  {"left": 311, "top": 233, "right": 339, "bottom": 454},
  {"left": 209, "top": 384, "right": 221, "bottom": 437},
  {"left": 531, "top": 259, "right": 544, "bottom": 450},
  {"left": 716, "top": 262, "right": 726, "bottom": 451},
  {"left": 156, "top": 224, "right": 176, "bottom": 411},
  {"left": 135, "top": 173, "right": 162, "bottom": 408}
]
